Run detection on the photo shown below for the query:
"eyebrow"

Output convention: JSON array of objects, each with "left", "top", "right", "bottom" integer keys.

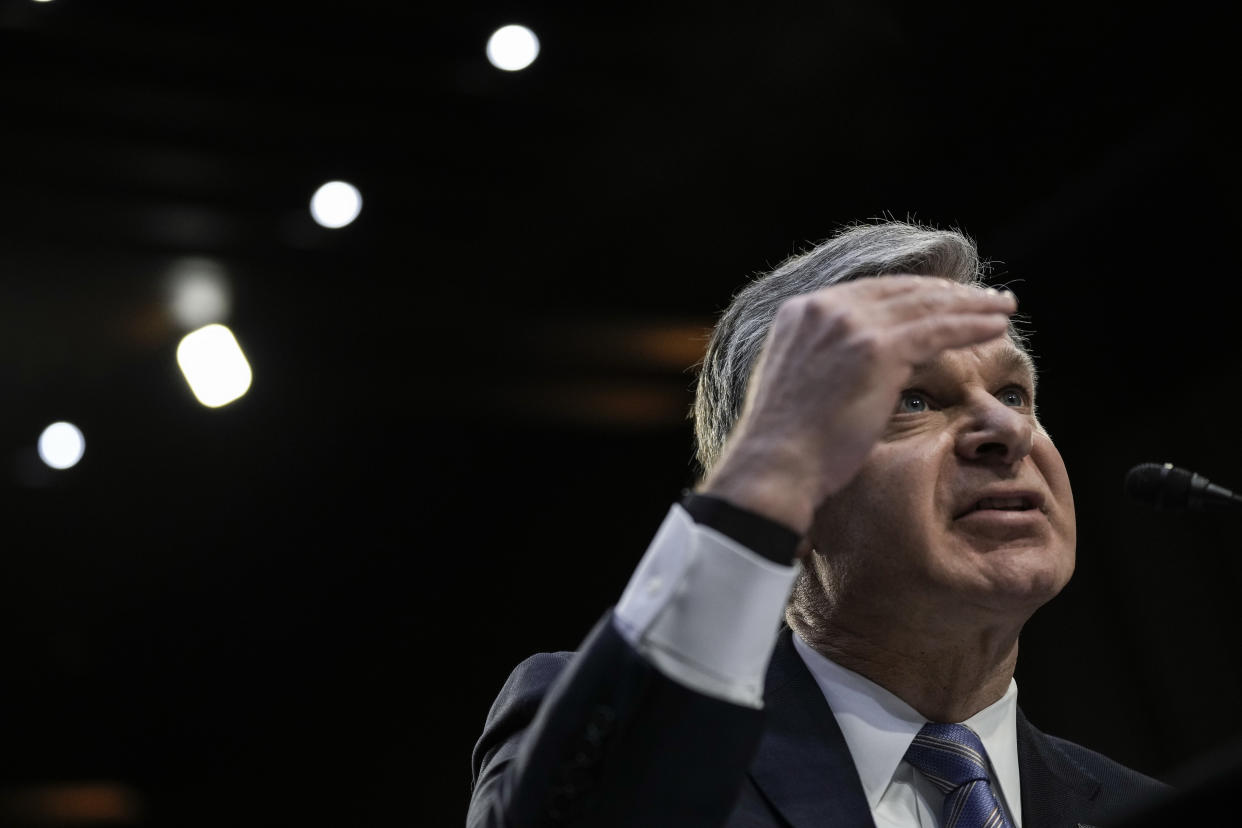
[
  {"left": 1000, "top": 343, "right": 1039, "bottom": 394},
  {"left": 912, "top": 342, "right": 1039, "bottom": 393}
]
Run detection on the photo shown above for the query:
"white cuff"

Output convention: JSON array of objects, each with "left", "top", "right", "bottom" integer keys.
[{"left": 614, "top": 503, "right": 800, "bottom": 708}]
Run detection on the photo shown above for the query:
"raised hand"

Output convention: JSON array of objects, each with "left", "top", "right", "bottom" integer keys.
[{"left": 700, "top": 276, "right": 1017, "bottom": 537}]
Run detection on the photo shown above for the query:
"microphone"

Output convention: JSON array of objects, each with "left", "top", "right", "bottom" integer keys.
[{"left": 1124, "top": 463, "right": 1242, "bottom": 512}]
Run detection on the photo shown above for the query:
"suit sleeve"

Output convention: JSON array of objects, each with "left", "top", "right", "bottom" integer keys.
[
  {"left": 468, "top": 502, "right": 800, "bottom": 827},
  {"left": 468, "top": 612, "right": 766, "bottom": 828}
]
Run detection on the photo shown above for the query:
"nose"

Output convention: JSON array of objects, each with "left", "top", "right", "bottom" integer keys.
[{"left": 955, "top": 393, "right": 1034, "bottom": 466}]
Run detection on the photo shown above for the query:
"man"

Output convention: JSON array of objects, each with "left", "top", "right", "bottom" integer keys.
[{"left": 468, "top": 222, "right": 1169, "bottom": 827}]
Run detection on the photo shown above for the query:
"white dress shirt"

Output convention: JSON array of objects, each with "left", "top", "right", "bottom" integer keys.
[
  {"left": 613, "top": 502, "right": 1023, "bottom": 826},
  {"left": 793, "top": 631, "right": 1023, "bottom": 827}
]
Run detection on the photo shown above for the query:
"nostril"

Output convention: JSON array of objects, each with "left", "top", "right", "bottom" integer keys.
[{"left": 974, "top": 442, "right": 1008, "bottom": 458}]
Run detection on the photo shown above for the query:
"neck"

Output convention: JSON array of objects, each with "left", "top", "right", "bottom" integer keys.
[{"left": 788, "top": 602, "right": 1022, "bottom": 723}]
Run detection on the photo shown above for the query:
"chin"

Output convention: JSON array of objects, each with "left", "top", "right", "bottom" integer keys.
[
  {"left": 988, "top": 569, "right": 1070, "bottom": 610},
  {"left": 985, "top": 559, "right": 1074, "bottom": 614},
  {"left": 945, "top": 539, "right": 1075, "bottom": 614}
]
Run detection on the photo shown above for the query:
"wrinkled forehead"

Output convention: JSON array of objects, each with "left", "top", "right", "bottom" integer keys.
[{"left": 913, "top": 336, "right": 1038, "bottom": 389}]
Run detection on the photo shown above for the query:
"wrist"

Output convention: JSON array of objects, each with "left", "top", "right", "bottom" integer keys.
[
  {"left": 680, "top": 491, "right": 801, "bottom": 565},
  {"left": 698, "top": 446, "right": 817, "bottom": 536}
]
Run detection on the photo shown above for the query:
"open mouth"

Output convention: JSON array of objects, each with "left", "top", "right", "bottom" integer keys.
[
  {"left": 968, "top": 496, "right": 1037, "bottom": 513},
  {"left": 954, "top": 492, "right": 1046, "bottom": 519}
]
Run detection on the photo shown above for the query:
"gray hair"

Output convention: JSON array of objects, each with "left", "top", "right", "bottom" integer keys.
[{"left": 693, "top": 220, "right": 1025, "bottom": 475}]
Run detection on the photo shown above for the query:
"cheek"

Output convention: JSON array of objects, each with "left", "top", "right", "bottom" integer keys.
[
  {"left": 1029, "top": 441, "right": 1077, "bottom": 606},
  {"left": 867, "top": 437, "right": 955, "bottom": 520},
  {"left": 891, "top": 440, "right": 959, "bottom": 530},
  {"left": 813, "top": 442, "right": 945, "bottom": 554},
  {"left": 1033, "top": 437, "right": 1077, "bottom": 543}
]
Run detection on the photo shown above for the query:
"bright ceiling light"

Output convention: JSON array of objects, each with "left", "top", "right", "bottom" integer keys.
[
  {"left": 176, "top": 324, "right": 253, "bottom": 408},
  {"left": 38, "top": 422, "right": 85, "bottom": 470},
  {"left": 309, "top": 181, "right": 362, "bottom": 229},
  {"left": 486, "top": 25, "right": 540, "bottom": 71}
]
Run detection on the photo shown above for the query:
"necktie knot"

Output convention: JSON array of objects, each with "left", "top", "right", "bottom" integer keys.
[
  {"left": 904, "top": 722, "right": 1013, "bottom": 828},
  {"left": 905, "top": 722, "right": 991, "bottom": 791}
]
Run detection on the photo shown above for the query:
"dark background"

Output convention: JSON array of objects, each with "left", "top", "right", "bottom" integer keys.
[{"left": 2, "top": 1, "right": 1238, "bottom": 824}]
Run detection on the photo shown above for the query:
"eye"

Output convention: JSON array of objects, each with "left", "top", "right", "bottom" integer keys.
[
  {"left": 896, "top": 390, "right": 933, "bottom": 414},
  {"left": 998, "top": 386, "right": 1029, "bottom": 407}
]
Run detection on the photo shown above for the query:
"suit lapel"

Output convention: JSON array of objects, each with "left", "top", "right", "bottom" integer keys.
[
  {"left": 747, "top": 628, "right": 875, "bottom": 828},
  {"left": 749, "top": 630, "right": 1106, "bottom": 828},
  {"left": 1017, "top": 708, "right": 1102, "bottom": 828}
]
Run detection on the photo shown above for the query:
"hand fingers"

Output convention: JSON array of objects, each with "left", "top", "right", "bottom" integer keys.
[
  {"left": 880, "top": 282, "right": 1015, "bottom": 324},
  {"left": 891, "top": 312, "right": 1013, "bottom": 364},
  {"left": 830, "top": 273, "right": 1000, "bottom": 300},
  {"left": 831, "top": 274, "right": 953, "bottom": 300}
]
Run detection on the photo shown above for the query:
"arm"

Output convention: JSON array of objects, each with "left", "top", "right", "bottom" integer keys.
[
  {"left": 468, "top": 608, "right": 766, "bottom": 828},
  {"left": 468, "top": 497, "right": 797, "bottom": 828}
]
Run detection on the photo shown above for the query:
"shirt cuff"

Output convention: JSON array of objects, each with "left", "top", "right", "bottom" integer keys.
[
  {"left": 679, "top": 490, "right": 801, "bottom": 565},
  {"left": 614, "top": 503, "right": 800, "bottom": 708}
]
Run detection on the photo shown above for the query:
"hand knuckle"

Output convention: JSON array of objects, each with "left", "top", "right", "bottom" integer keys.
[
  {"left": 784, "top": 293, "right": 817, "bottom": 313},
  {"left": 846, "top": 330, "right": 882, "bottom": 361},
  {"left": 772, "top": 299, "right": 804, "bottom": 328},
  {"left": 827, "top": 305, "right": 860, "bottom": 333}
]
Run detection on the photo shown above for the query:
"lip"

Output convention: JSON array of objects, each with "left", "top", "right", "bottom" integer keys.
[
  {"left": 953, "top": 488, "right": 1047, "bottom": 520},
  {"left": 954, "top": 508, "right": 1047, "bottom": 527}
]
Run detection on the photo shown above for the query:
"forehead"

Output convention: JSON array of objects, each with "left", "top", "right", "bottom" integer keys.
[{"left": 914, "top": 338, "right": 1037, "bottom": 386}]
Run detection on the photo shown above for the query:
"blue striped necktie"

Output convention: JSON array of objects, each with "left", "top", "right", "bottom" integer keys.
[{"left": 903, "top": 722, "right": 1014, "bottom": 828}]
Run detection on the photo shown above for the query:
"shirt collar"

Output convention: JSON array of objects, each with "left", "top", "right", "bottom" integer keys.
[{"left": 791, "top": 630, "right": 1021, "bottom": 820}]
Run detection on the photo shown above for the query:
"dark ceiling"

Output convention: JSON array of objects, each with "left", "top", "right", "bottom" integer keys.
[{"left": 1, "top": 1, "right": 1238, "bottom": 825}]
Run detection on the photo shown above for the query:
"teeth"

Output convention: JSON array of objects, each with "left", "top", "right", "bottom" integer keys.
[{"left": 975, "top": 497, "right": 1030, "bottom": 511}]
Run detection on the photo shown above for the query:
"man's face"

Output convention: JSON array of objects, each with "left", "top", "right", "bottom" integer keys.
[{"left": 808, "top": 336, "right": 1076, "bottom": 625}]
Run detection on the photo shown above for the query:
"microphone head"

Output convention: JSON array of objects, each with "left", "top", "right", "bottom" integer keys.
[{"left": 1125, "top": 462, "right": 1193, "bottom": 510}]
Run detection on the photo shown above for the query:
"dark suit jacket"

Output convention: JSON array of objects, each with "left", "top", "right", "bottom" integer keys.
[{"left": 469, "top": 612, "right": 1169, "bottom": 827}]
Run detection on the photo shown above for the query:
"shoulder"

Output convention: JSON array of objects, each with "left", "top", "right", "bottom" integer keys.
[
  {"left": 471, "top": 613, "right": 637, "bottom": 787},
  {"left": 1041, "top": 731, "right": 1167, "bottom": 791},
  {"left": 496, "top": 650, "right": 577, "bottom": 703},
  {"left": 483, "top": 613, "right": 649, "bottom": 727},
  {"left": 481, "top": 649, "right": 578, "bottom": 738},
  {"left": 475, "top": 650, "right": 576, "bottom": 746},
  {"left": 1019, "top": 712, "right": 1172, "bottom": 819}
]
